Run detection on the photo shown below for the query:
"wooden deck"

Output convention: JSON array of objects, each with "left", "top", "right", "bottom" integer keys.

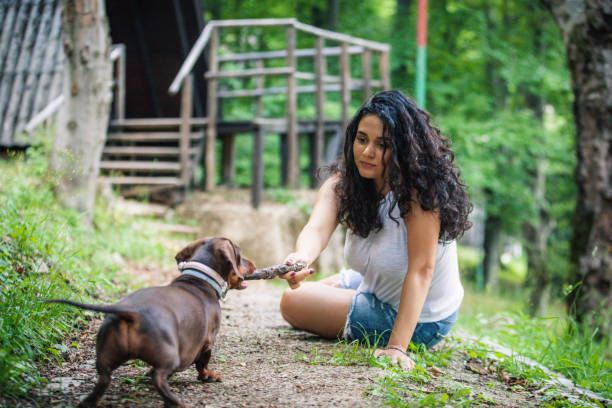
[{"left": 100, "top": 18, "right": 390, "bottom": 207}]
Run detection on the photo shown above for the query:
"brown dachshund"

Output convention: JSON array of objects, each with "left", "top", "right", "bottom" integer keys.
[{"left": 46, "top": 237, "right": 255, "bottom": 408}]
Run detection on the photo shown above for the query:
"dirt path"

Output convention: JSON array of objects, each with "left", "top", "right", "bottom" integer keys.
[
  {"left": 16, "top": 267, "right": 600, "bottom": 408},
  {"left": 30, "top": 281, "right": 382, "bottom": 408}
]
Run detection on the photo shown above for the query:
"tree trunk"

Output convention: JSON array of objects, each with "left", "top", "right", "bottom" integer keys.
[
  {"left": 50, "top": 0, "right": 112, "bottom": 222},
  {"left": 484, "top": 1, "right": 507, "bottom": 109},
  {"left": 523, "top": 157, "right": 555, "bottom": 315},
  {"left": 482, "top": 213, "right": 503, "bottom": 291},
  {"left": 523, "top": 195, "right": 555, "bottom": 316},
  {"left": 540, "top": 0, "right": 612, "bottom": 337},
  {"left": 522, "top": 13, "right": 555, "bottom": 316},
  {"left": 391, "top": 0, "right": 412, "bottom": 83},
  {"left": 481, "top": 2, "right": 508, "bottom": 292},
  {"left": 326, "top": 0, "right": 339, "bottom": 31}
]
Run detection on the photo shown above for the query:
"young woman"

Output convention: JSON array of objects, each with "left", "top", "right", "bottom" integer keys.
[{"left": 279, "top": 90, "right": 472, "bottom": 370}]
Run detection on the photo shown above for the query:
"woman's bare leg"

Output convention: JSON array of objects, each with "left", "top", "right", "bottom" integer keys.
[
  {"left": 318, "top": 273, "right": 341, "bottom": 287},
  {"left": 280, "top": 282, "right": 355, "bottom": 339}
]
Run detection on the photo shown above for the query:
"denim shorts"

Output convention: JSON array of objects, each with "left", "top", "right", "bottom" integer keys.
[{"left": 340, "top": 269, "right": 458, "bottom": 349}]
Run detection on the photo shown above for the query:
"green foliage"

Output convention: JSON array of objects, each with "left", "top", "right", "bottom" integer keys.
[
  {"left": 457, "top": 244, "right": 483, "bottom": 281},
  {"left": 204, "top": 0, "right": 577, "bottom": 308},
  {"left": 0, "top": 139, "right": 180, "bottom": 397},
  {"left": 459, "top": 285, "right": 612, "bottom": 399},
  {"left": 499, "top": 255, "right": 527, "bottom": 285}
]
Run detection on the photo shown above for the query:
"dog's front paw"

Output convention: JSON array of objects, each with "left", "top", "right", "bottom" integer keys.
[{"left": 198, "top": 369, "right": 222, "bottom": 383}]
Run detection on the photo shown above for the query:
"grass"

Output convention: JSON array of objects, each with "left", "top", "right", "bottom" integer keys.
[
  {"left": 0, "top": 139, "right": 182, "bottom": 398},
  {"left": 297, "top": 334, "right": 603, "bottom": 407},
  {"left": 459, "top": 284, "right": 612, "bottom": 400},
  {"left": 302, "top": 266, "right": 611, "bottom": 403},
  {"left": 292, "top": 273, "right": 610, "bottom": 407}
]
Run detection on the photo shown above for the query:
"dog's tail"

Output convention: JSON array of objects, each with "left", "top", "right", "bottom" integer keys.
[{"left": 43, "top": 299, "right": 138, "bottom": 322}]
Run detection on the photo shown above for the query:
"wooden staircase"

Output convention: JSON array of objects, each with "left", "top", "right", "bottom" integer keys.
[{"left": 100, "top": 118, "right": 206, "bottom": 194}]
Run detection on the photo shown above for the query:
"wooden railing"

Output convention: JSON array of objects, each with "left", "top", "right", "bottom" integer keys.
[
  {"left": 110, "top": 44, "right": 126, "bottom": 122},
  {"left": 169, "top": 19, "right": 390, "bottom": 192}
]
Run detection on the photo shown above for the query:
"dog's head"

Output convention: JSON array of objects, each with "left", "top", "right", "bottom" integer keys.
[{"left": 175, "top": 237, "right": 255, "bottom": 290}]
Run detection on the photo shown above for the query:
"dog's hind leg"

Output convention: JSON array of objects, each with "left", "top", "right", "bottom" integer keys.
[
  {"left": 79, "top": 366, "right": 112, "bottom": 408},
  {"left": 195, "top": 346, "right": 222, "bottom": 382},
  {"left": 80, "top": 326, "right": 126, "bottom": 407},
  {"left": 151, "top": 368, "right": 185, "bottom": 408}
]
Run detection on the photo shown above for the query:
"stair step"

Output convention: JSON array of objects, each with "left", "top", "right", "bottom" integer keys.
[
  {"left": 99, "top": 176, "right": 184, "bottom": 185},
  {"left": 106, "top": 132, "right": 202, "bottom": 142},
  {"left": 103, "top": 146, "right": 198, "bottom": 156},
  {"left": 100, "top": 161, "right": 181, "bottom": 171}
]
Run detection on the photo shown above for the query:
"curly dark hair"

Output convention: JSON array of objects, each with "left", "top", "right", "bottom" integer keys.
[{"left": 330, "top": 90, "right": 472, "bottom": 242}]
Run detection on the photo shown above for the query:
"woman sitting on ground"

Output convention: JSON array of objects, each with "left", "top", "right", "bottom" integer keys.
[{"left": 279, "top": 90, "right": 473, "bottom": 370}]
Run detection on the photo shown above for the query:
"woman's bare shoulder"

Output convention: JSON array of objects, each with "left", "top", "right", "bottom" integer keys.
[{"left": 319, "top": 173, "right": 342, "bottom": 196}]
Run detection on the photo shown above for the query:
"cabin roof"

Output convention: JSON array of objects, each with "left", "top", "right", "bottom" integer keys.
[
  {"left": 0, "top": 0, "right": 206, "bottom": 147},
  {"left": 0, "top": 0, "right": 63, "bottom": 147}
]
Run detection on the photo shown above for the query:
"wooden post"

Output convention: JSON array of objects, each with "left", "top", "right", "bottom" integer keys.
[
  {"left": 205, "top": 27, "right": 219, "bottom": 191},
  {"left": 180, "top": 74, "right": 193, "bottom": 187},
  {"left": 340, "top": 41, "right": 351, "bottom": 137},
  {"left": 255, "top": 59, "right": 264, "bottom": 117},
  {"left": 252, "top": 59, "right": 265, "bottom": 207},
  {"left": 361, "top": 48, "right": 372, "bottom": 100},
  {"left": 313, "top": 36, "right": 326, "bottom": 187},
  {"left": 286, "top": 25, "right": 298, "bottom": 188},
  {"left": 280, "top": 133, "right": 288, "bottom": 186},
  {"left": 379, "top": 51, "right": 391, "bottom": 90},
  {"left": 252, "top": 127, "right": 264, "bottom": 208},
  {"left": 110, "top": 45, "right": 127, "bottom": 121},
  {"left": 221, "top": 134, "right": 236, "bottom": 185},
  {"left": 118, "top": 45, "right": 126, "bottom": 121}
]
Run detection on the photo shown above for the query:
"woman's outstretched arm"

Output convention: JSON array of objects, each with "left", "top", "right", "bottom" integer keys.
[{"left": 281, "top": 174, "right": 340, "bottom": 288}]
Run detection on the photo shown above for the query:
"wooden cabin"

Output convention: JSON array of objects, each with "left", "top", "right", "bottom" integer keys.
[
  {"left": 1, "top": 4, "right": 391, "bottom": 206},
  {"left": 109, "top": 18, "right": 391, "bottom": 206},
  {"left": 0, "top": 0, "right": 63, "bottom": 147},
  {"left": 0, "top": 0, "right": 205, "bottom": 146}
]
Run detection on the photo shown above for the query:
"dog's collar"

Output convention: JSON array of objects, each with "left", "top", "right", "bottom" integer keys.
[{"left": 178, "top": 261, "right": 228, "bottom": 299}]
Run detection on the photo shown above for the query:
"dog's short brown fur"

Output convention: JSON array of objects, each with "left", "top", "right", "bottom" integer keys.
[{"left": 47, "top": 237, "right": 255, "bottom": 408}]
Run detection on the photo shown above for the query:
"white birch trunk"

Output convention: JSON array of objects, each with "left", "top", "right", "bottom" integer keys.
[{"left": 50, "top": 0, "right": 112, "bottom": 221}]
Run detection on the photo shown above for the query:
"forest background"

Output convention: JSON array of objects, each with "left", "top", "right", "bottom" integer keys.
[{"left": 208, "top": 0, "right": 575, "bottom": 316}]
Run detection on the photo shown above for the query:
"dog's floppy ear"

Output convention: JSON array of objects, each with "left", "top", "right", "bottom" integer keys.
[
  {"left": 175, "top": 238, "right": 209, "bottom": 264},
  {"left": 215, "top": 239, "right": 247, "bottom": 290}
]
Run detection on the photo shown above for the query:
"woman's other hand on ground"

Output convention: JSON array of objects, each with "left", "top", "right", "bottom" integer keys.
[
  {"left": 374, "top": 347, "right": 415, "bottom": 370},
  {"left": 281, "top": 253, "right": 314, "bottom": 289}
]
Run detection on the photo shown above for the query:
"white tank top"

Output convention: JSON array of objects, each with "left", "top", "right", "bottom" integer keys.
[{"left": 344, "top": 192, "right": 463, "bottom": 323}]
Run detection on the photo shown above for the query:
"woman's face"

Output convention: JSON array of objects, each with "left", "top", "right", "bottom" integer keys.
[{"left": 353, "top": 114, "right": 390, "bottom": 190}]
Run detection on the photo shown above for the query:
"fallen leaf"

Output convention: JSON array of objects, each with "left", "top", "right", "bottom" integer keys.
[
  {"left": 429, "top": 365, "right": 444, "bottom": 376},
  {"left": 467, "top": 364, "right": 487, "bottom": 375}
]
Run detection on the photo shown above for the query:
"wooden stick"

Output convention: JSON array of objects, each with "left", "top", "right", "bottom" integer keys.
[{"left": 244, "top": 262, "right": 307, "bottom": 280}]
